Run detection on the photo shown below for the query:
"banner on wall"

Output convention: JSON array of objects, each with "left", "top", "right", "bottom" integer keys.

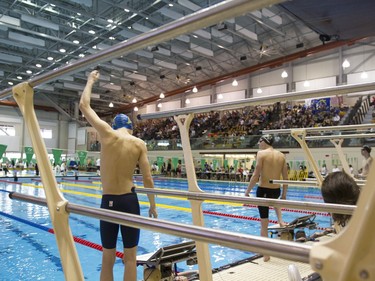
[
  {"left": 223, "top": 159, "right": 228, "bottom": 169},
  {"left": 213, "top": 159, "right": 218, "bottom": 170},
  {"left": 157, "top": 156, "right": 164, "bottom": 170},
  {"left": 24, "top": 147, "right": 34, "bottom": 164},
  {"left": 201, "top": 159, "right": 206, "bottom": 171},
  {"left": 311, "top": 97, "right": 330, "bottom": 110},
  {"left": 52, "top": 149, "right": 63, "bottom": 165},
  {"left": 233, "top": 159, "right": 239, "bottom": 170},
  {"left": 77, "top": 151, "right": 88, "bottom": 165},
  {"left": 0, "top": 144, "right": 7, "bottom": 160},
  {"left": 172, "top": 158, "right": 179, "bottom": 169}
]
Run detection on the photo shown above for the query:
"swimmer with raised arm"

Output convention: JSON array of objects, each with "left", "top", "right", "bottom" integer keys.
[
  {"left": 245, "top": 134, "right": 288, "bottom": 262},
  {"left": 80, "top": 70, "right": 157, "bottom": 281}
]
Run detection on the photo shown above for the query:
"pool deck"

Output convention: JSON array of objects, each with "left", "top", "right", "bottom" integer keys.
[{"left": 205, "top": 234, "right": 335, "bottom": 281}]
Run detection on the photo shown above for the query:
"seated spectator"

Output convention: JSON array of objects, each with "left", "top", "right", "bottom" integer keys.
[
  {"left": 321, "top": 171, "right": 360, "bottom": 233},
  {"left": 320, "top": 164, "right": 328, "bottom": 176},
  {"left": 332, "top": 165, "right": 341, "bottom": 173}
]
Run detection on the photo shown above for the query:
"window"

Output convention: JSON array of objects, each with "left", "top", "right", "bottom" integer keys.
[
  {"left": 0, "top": 125, "right": 16, "bottom": 136},
  {"left": 40, "top": 128, "right": 52, "bottom": 139}
]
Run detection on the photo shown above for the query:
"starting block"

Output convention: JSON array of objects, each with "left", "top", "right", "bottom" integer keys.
[
  {"left": 137, "top": 241, "right": 197, "bottom": 281},
  {"left": 268, "top": 214, "right": 317, "bottom": 241}
]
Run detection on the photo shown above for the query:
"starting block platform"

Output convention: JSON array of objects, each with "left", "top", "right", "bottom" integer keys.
[
  {"left": 268, "top": 214, "right": 317, "bottom": 241},
  {"left": 137, "top": 241, "right": 197, "bottom": 281}
]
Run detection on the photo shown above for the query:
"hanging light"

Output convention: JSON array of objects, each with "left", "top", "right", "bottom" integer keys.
[
  {"left": 132, "top": 97, "right": 137, "bottom": 103},
  {"left": 157, "top": 103, "right": 162, "bottom": 108},
  {"left": 281, "top": 70, "right": 288, "bottom": 78},
  {"left": 185, "top": 98, "right": 190, "bottom": 104},
  {"left": 159, "top": 93, "right": 165, "bottom": 98},
  {"left": 218, "top": 94, "right": 223, "bottom": 99},
  {"left": 303, "top": 80, "right": 310, "bottom": 87},
  {"left": 192, "top": 86, "right": 198, "bottom": 93},
  {"left": 361, "top": 71, "right": 368, "bottom": 79},
  {"left": 342, "top": 59, "right": 350, "bottom": 69},
  {"left": 256, "top": 88, "right": 262, "bottom": 94},
  {"left": 232, "top": 79, "right": 238, "bottom": 86},
  {"left": 109, "top": 102, "right": 114, "bottom": 108},
  {"left": 134, "top": 106, "right": 139, "bottom": 112}
]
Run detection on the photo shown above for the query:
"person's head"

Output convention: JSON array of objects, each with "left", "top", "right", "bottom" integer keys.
[
  {"left": 321, "top": 171, "right": 360, "bottom": 227},
  {"left": 361, "top": 145, "right": 371, "bottom": 156},
  {"left": 112, "top": 114, "right": 133, "bottom": 131},
  {"left": 259, "top": 134, "right": 274, "bottom": 148}
]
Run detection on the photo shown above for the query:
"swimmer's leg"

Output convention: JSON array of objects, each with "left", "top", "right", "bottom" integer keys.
[
  {"left": 123, "top": 246, "right": 137, "bottom": 281},
  {"left": 260, "top": 218, "right": 270, "bottom": 262},
  {"left": 100, "top": 248, "right": 116, "bottom": 281}
]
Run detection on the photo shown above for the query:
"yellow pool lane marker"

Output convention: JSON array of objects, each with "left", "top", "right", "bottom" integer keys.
[
  {"left": 35, "top": 180, "right": 243, "bottom": 207},
  {"left": 90, "top": 180, "right": 243, "bottom": 207},
  {"left": 21, "top": 183, "right": 191, "bottom": 212}
]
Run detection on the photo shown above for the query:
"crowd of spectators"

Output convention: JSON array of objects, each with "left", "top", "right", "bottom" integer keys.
[{"left": 133, "top": 102, "right": 348, "bottom": 142}]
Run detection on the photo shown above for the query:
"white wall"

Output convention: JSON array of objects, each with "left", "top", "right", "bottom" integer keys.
[{"left": 0, "top": 106, "right": 68, "bottom": 153}]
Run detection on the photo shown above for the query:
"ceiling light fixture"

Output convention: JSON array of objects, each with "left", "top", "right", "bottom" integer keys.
[
  {"left": 47, "top": 56, "right": 54, "bottom": 61},
  {"left": 304, "top": 80, "right": 310, "bottom": 87},
  {"left": 26, "top": 70, "right": 32, "bottom": 74},
  {"left": 134, "top": 106, "right": 139, "bottom": 112},
  {"left": 281, "top": 70, "right": 288, "bottom": 78},
  {"left": 109, "top": 102, "right": 114, "bottom": 108},
  {"left": 185, "top": 98, "right": 191, "bottom": 104},
  {"left": 342, "top": 59, "right": 350, "bottom": 69},
  {"left": 8, "top": 82, "right": 13, "bottom": 85},
  {"left": 160, "top": 93, "right": 165, "bottom": 98},
  {"left": 132, "top": 97, "right": 137, "bottom": 103},
  {"left": 124, "top": 8, "right": 130, "bottom": 12},
  {"left": 79, "top": 54, "right": 85, "bottom": 58},
  {"left": 73, "top": 40, "right": 80, "bottom": 44},
  {"left": 157, "top": 103, "right": 162, "bottom": 108},
  {"left": 192, "top": 86, "right": 198, "bottom": 93},
  {"left": 218, "top": 94, "right": 223, "bottom": 99},
  {"left": 89, "top": 30, "right": 96, "bottom": 34},
  {"left": 256, "top": 88, "right": 262, "bottom": 94},
  {"left": 17, "top": 76, "right": 22, "bottom": 80},
  {"left": 59, "top": 48, "right": 66, "bottom": 53},
  {"left": 36, "top": 64, "right": 42, "bottom": 68},
  {"left": 232, "top": 79, "right": 238, "bottom": 86}
]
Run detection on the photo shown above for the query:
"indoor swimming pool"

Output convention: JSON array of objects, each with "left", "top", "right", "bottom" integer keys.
[{"left": 0, "top": 175, "right": 331, "bottom": 280}]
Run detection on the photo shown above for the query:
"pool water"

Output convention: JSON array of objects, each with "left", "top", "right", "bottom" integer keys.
[{"left": 0, "top": 176, "right": 331, "bottom": 280}]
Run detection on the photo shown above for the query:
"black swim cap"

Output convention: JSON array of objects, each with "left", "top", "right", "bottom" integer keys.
[
  {"left": 260, "top": 134, "right": 274, "bottom": 146},
  {"left": 362, "top": 145, "right": 371, "bottom": 153}
]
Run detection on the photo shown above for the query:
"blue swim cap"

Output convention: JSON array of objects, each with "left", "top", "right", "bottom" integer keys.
[{"left": 112, "top": 114, "right": 133, "bottom": 130}]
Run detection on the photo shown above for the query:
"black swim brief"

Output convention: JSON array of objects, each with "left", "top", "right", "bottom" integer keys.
[
  {"left": 256, "top": 186, "right": 281, "bottom": 219},
  {"left": 100, "top": 187, "right": 140, "bottom": 249}
]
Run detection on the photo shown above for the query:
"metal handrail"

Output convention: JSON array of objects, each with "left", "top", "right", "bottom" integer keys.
[
  {"left": 0, "top": 0, "right": 284, "bottom": 100},
  {"left": 138, "top": 82, "right": 375, "bottom": 120},
  {"left": 136, "top": 187, "right": 355, "bottom": 215},
  {"left": 9, "top": 191, "right": 311, "bottom": 263}
]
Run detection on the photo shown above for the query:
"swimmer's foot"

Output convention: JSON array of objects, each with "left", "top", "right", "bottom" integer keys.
[
  {"left": 280, "top": 222, "right": 288, "bottom": 227},
  {"left": 263, "top": 255, "right": 270, "bottom": 262}
]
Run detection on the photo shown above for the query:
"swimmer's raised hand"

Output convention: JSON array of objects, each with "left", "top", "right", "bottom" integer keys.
[{"left": 89, "top": 70, "right": 100, "bottom": 82}]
